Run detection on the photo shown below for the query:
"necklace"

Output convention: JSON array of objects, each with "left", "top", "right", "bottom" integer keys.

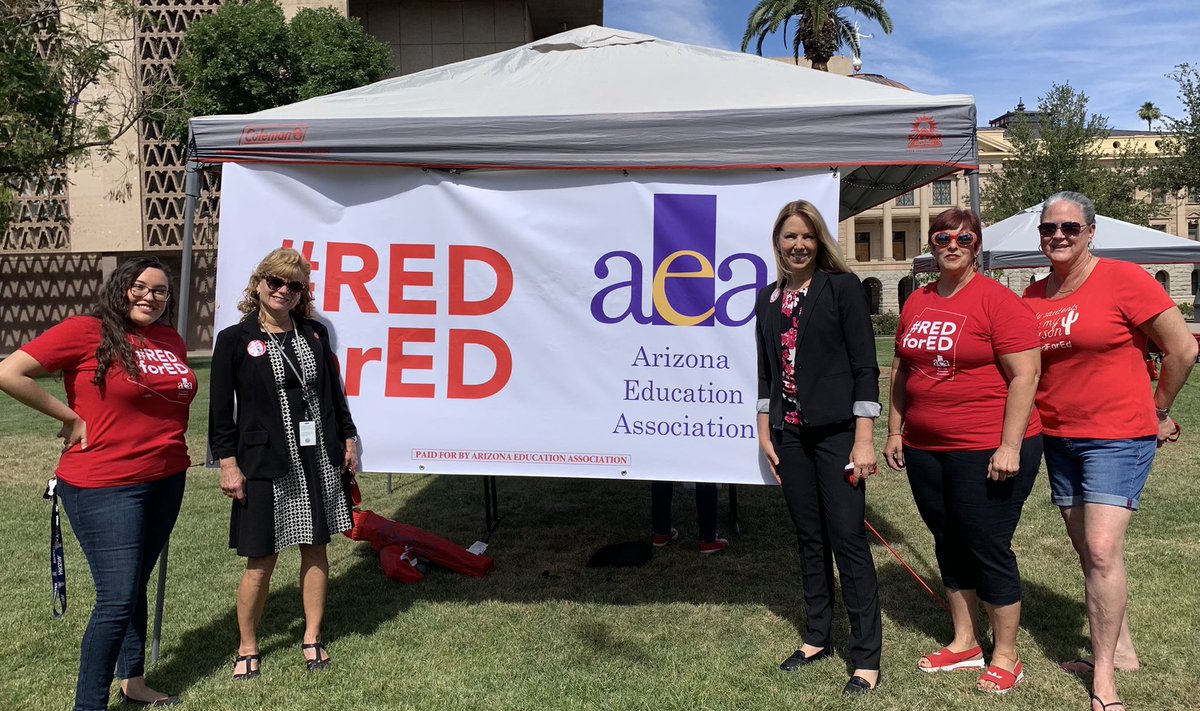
[
  {"left": 258, "top": 311, "right": 294, "bottom": 334},
  {"left": 1049, "top": 257, "right": 1096, "bottom": 297}
]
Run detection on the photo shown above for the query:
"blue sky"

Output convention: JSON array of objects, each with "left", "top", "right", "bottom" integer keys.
[{"left": 604, "top": 0, "right": 1199, "bottom": 130}]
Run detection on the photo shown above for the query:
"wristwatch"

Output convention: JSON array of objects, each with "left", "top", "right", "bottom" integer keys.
[{"left": 1155, "top": 407, "right": 1170, "bottom": 422}]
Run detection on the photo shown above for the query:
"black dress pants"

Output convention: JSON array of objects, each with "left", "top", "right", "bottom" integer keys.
[{"left": 775, "top": 421, "right": 882, "bottom": 671}]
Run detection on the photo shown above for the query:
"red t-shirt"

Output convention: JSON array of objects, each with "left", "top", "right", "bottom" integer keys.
[
  {"left": 895, "top": 275, "right": 1042, "bottom": 451},
  {"left": 21, "top": 316, "right": 196, "bottom": 488},
  {"left": 1023, "top": 259, "right": 1175, "bottom": 438}
]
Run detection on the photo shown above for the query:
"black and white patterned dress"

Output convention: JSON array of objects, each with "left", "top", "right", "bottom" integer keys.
[{"left": 229, "top": 327, "right": 353, "bottom": 556}]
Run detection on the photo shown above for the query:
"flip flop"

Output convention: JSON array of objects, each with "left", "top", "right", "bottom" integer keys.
[{"left": 1061, "top": 658, "right": 1096, "bottom": 674}]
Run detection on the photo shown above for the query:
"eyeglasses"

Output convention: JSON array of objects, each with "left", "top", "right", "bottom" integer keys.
[
  {"left": 931, "top": 232, "right": 978, "bottom": 248},
  {"left": 1037, "top": 221, "right": 1090, "bottom": 238},
  {"left": 129, "top": 283, "right": 170, "bottom": 301},
  {"left": 263, "top": 275, "right": 306, "bottom": 294}
]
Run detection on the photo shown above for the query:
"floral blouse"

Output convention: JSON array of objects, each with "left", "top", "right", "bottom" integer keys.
[{"left": 780, "top": 287, "right": 807, "bottom": 424}]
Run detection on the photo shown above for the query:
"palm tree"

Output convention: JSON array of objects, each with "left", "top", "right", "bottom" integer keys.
[
  {"left": 740, "top": 0, "right": 893, "bottom": 71},
  {"left": 1137, "top": 101, "right": 1162, "bottom": 131}
]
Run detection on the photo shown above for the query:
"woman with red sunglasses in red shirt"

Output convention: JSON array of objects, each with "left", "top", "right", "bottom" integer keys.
[{"left": 885, "top": 208, "right": 1042, "bottom": 695}]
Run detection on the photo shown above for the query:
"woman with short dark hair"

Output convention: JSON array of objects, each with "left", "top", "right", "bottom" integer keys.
[{"left": 885, "top": 208, "right": 1042, "bottom": 694}]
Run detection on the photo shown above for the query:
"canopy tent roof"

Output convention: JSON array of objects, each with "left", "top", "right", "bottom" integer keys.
[
  {"left": 912, "top": 205, "right": 1200, "bottom": 273},
  {"left": 188, "top": 25, "right": 978, "bottom": 219}
]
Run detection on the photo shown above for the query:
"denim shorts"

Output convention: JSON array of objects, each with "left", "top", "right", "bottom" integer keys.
[{"left": 1042, "top": 435, "right": 1156, "bottom": 510}]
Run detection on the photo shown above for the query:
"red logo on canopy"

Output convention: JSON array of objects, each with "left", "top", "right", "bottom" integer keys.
[
  {"left": 907, "top": 115, "right": 942, "bottom": 150},
  {"left": 239, "top": 125, "right": 308, "bottom": 146}
]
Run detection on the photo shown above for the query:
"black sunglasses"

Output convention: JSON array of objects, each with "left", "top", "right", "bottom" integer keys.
[
  {"left": 1037, "top": 221, "right": 1089, "bottom": 238},
  {"left": 931, "top": 232, "right": 978, "bottom": 248},
  {"left": 263, "top": 275, "right": 306, "bottom": 294}
]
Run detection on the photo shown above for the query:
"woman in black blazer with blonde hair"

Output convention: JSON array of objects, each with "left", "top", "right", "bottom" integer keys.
[
  {"left": 754, "top": 200, "right": 882, "bottom": 695},
  {"left": 210, "top": 247, "right": 358, "bottom": 681}
]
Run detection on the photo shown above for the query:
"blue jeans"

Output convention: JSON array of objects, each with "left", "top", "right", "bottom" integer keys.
[
  {"left": 1043, "top": 435, "right": 1156, "bottom": 510},
  {"left": 58, "top": 472, "right": 185, "bottom": 711}
]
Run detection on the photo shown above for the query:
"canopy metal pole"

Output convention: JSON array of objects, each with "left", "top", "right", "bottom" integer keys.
[
  {"left": 968, "top": 167, "right": 982, "bottom": 271},
  {"left": 151, "top": 158, "right": 201, "bottom": 665},
  {"left": 968, "top": 169, "right": 981, "bottom": 218}
]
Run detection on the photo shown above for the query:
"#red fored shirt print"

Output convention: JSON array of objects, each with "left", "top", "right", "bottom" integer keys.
[
  {"left": 896, "top": 277, "right": 1041, "bottom": 451},
  {"left": 21, "top": 316, "right": 195, "bottom": 487}
]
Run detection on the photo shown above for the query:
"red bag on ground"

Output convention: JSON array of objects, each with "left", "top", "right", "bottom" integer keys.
[
  {"left": 348, "top": 509, "right": 495, "bottom": 578},
  {"left": 379, "top": 545, "right": 425, "bottom": 584}
]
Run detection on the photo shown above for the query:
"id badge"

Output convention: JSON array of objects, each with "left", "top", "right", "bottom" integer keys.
[{"left": 298, "top": 421, "right": 317, "bottom": 447}]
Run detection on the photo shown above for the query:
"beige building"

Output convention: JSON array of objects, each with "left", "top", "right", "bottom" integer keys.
[{"left": 836, "top": 108, "right": 1200, "bottom": 315}]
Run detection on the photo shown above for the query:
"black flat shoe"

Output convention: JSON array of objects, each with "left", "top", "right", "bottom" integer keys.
[
  {"left": 779, "top": 646, "right": 834, "bottom": 671},
  {"left": 302, "top": 641, "right": 331, "bottom": 672},
  {"left": 843, "top": 674, "right": 880, "bottom": 695},
  {"left": 232, "top": 653, "right": 261, "bottom": 681},
  {"left": 118, "top": 689, "right": 181, "bottom": 707}
]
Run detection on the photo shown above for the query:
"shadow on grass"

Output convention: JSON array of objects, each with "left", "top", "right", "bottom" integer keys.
[
  {"left": 152, "top": 473, "right": 1089, "bottom": 695},
  {"left": 873, "top": 524, "right": 1089, "bottom": 684},
  {"left": 150, "top": 547, "right": 420, "bottom": 694}
]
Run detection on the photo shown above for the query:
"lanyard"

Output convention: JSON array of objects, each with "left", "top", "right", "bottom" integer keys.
[
  {"left": 266, "top": 328, "right": 306, "bottom": 386},
  {"left": 266, "top": 328, "right": 316, "bottom": 419},
  {"left": 43, "top": 478, "right": 66, "bottom": 619}
]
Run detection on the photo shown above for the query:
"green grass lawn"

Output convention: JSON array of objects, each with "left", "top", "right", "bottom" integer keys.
[{"left": 0, "top": 356, "right": 1196, "bottom": 710}]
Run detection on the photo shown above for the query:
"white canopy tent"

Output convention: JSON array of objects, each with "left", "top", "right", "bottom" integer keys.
[
  {"left": 188, "top": 25, "right": 979, "bottom": 221},
  {"left": 912, "top": 205, "right": 1200, "bottom": 273}
]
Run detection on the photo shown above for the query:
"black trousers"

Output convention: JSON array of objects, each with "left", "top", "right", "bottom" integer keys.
[
  {"left": 776, "top": 422, "right": 882, "bottom": 671},
  {"left": 651, "top": 481, "right": 718, "bottom": 542},
  {"left": 904, "top": 434, "right": 1042, "bottom": 606}
]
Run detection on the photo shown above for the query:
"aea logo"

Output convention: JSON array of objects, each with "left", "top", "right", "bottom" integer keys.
[{"left": 590, "top": 194, "right": 768, "bottom": 327}]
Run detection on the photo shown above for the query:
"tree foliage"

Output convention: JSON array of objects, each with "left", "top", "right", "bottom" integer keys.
[
  {"left": 981, "top": 82, "right": 1157, "bottom": 226},
  {"left": 1149, "top": 64, "right": 1200, "bottom": 201},
  {"left": 165, "top": 0, "right": 391, "bottom": 141},
  {"left": 1, "top": 0, "right": 167, "bottom": 222},
  {"left": 740, "top": 0, "right": 892, "bottom": 71},
  {"left": 1138, "top": 101, "right": 1161, "bottom": 131}
]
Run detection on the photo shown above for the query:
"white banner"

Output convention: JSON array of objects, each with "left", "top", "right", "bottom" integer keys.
[{"left": 215, "top": 164, "right": 840, "bottom": 484}]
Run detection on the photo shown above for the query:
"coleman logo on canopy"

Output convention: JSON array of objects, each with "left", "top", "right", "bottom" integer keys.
[
  {"left": 239, "top": 125, "right": 309, "bottom": 146},
  {"left": 907, "top": 115, "right": 943, "bottom": 150}
]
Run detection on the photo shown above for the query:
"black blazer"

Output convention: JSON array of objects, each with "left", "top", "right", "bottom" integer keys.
[
  {"left": 755, "top": 270, "right": 880, "bottom": 429},
  {"left": 209, "top": 316, "right": 357, "bottom": 480}
]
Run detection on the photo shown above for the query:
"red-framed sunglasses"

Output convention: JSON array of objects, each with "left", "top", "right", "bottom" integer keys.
[{"left": 931, "top": 232, "right": 978, "bottom": 248}]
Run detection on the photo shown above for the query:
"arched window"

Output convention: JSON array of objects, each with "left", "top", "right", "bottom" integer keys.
[
  {"left": 1191, "top": 268, "right": 1198, "bottom": 295},
  {"left": 898, "top": 276, "right": 914, "bottom": 310},
  {"left": 1155, "top": 270, "right": 1170, "bottom": 292},
  {"left": 862, "top": 277, "right": 883, "bottom": 315}
]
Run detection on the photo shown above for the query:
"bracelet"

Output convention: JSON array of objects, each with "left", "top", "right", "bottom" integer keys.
[
  {"left": 886, "top": 432, "right": 902, "bottom": 437},
  {"left": 1156, "top": 407, "right": 1170, "bottom": 421}
]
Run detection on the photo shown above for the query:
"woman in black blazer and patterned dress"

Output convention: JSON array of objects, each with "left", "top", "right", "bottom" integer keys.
[
  {"left": 210, "top": 248, "right": 358, "bottom": 680},
  {"left": 754, "top": 200, "right": 883, "bottom": 695}
]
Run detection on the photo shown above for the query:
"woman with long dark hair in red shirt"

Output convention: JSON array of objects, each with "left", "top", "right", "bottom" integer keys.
[{"left": 0, "top": 257, "right": 195, "bottom": 709}]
